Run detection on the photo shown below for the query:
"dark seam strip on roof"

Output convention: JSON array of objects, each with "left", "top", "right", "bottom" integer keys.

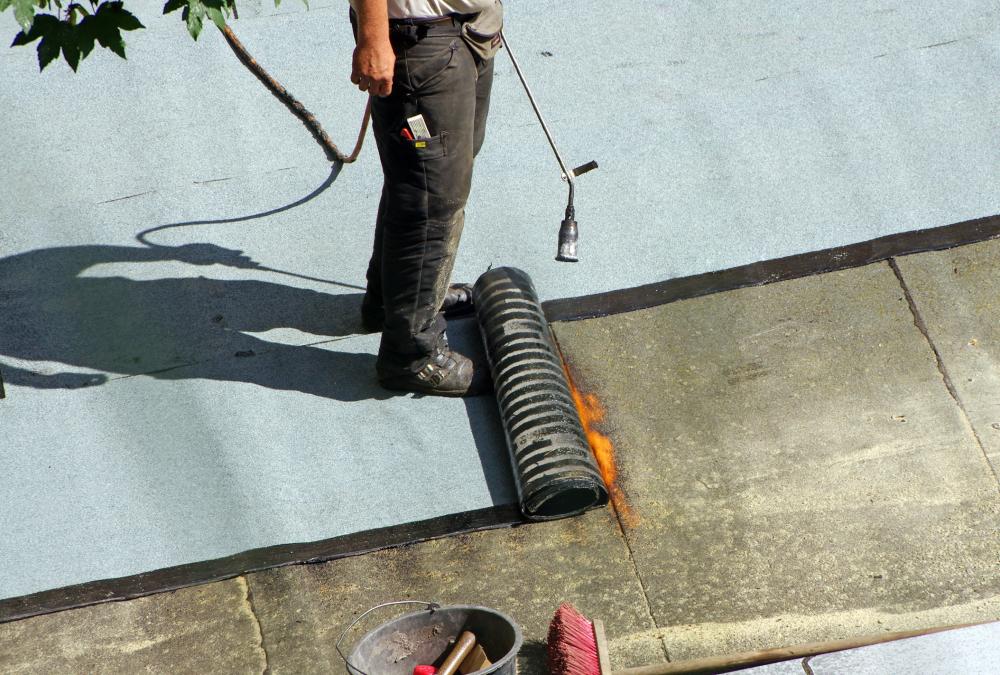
[
  {"left": 543, "top": 213, "right": 1000, "bottom": 323},
  {"left": 0, "top": 504, "right": 525, "bottom": 624}
]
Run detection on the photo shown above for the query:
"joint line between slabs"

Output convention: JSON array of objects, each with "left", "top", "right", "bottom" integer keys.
[
  {"left": 888, "top": 258, "right": 1000, "bottom": 494},
  {"left": 240, "top": 576, "right": 271, "bottom": 675},
  {"left": 610, "top": 504, "right": 671, "bottom": 663}
]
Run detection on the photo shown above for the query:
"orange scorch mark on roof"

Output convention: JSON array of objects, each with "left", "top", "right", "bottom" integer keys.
[{"left": 562, "top": 361, "right": 639, "bottom": 529}]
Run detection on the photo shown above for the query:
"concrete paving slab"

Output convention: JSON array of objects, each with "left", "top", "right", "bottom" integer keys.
[
  {"left": 894, "top": 239, "right": 1000, "bottom": 482},
  {"left": 0, "top": 578, "right": 264, "bottom": 674},
  {"left": 246, "top": 509, "right": 663, "bottom": 674},
  {"left": 808, "top": 621, "right": 1000, "bottom": 675},
  {"left": 551, "top": 263, "right": 1000, "bottom": 660}
]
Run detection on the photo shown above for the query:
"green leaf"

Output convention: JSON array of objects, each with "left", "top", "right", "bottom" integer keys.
[
  {"left": 0, "top": 0, "right": 13, "bottom": 13},
  {"left": 10, "top": 12, "right": 57, "bottom": 46},
  {"left": 183, "top": 0, "right": 205, "bottom": 40},
  {"left": 205, "top": 5, "right": 224, "bottom": 29},
  {"left": 90, "top": 1, "right": 143, "bottom": 30},
  {"left": 13, "top": 0, "right": 36, "bottom": 31},
  {"left": 108, "top": 4, "right": 143, "bottom": 30},
  {"left": 9, "top": 3, "right": 143, "bottom": 70},
  {"left": 61, "top": 30, "right": 81, "bottom": 70},
  {"left": 81, "top": 7, "right": 125, "bottom": 58},
  {"left": 97, "top": 26, "right": 126, "bottom": 57},
  {"left": 75, "top": 12, "right": 96, "bottom": 55},
  {"left": 76, "top": 23, "right": 94, "bottom": 56},
  {"left": 162, "top": 0, "right": 185, "bottom": 14},
  {"left": 37, "top": 33, "right": 59, "bottom": 69}
]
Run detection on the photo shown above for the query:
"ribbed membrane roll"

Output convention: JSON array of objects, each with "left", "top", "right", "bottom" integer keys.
[{"left": 474, "top": 267, "right": 609, "bottom": 520}]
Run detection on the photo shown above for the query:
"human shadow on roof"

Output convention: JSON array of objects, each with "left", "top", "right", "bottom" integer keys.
[
  {"left": 0, "top": 161, "right": 396, "bottom": 402},
  {"left": 0, "top": 240, "right": 391, "bottom": 402}
]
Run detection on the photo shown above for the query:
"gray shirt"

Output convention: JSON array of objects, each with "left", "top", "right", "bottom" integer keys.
[{"left": 350, "top": 0, "right": 494, "bottom": 20}]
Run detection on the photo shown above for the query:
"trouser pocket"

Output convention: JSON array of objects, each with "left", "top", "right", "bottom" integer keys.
[
  {"left": 406, "top": 131, "right": 449, "bottom": 161},
  {"left": 397, "top": 35, "right": 461, "bottom": 94}
]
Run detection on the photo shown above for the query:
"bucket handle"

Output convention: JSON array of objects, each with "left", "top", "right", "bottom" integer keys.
[{"left": 335, "top": 600, "right": 442, "bottom": 675}]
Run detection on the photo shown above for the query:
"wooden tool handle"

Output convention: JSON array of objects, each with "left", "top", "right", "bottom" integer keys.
[
  {"left": 616, "top": 622, "right": 982, "bottom": 675},
  {"left": 438, "top": 631, "right": 478, "bottom": 675},
  {"left": 459, "top": 644, "right": 493, "bottom": 674}
]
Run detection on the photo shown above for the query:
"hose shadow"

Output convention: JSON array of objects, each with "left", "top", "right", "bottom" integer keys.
[{"left": 0, "top": 163, "right": 391, "bottom": 402}]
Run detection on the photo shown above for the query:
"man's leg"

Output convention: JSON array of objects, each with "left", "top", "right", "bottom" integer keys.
[
  {"left": 360, "top": 189, "right": 387, "bottom": 331},
  {"left": 369, "top": 26, "right": 490, "bottom": 394},
  {"left": 362, "top": 28, "right": 495, "bottom": 335}
]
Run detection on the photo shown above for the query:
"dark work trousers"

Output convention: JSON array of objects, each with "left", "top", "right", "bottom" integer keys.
[{"left": 363, "top": 17, "right": 494, "bottom": 372}]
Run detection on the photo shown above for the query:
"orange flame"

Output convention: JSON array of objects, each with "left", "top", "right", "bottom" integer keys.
[{"left": 562, "top": 362, "right": 639, "bottom": 529}]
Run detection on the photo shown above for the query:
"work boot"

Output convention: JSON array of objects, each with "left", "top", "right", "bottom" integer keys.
[
  {"left": 440, "top": 283, "right": 475, "bottom": 319},
  {"left": 377, "top": 347, "right": 493, "bottom": 397},
  {"left": 360, "top": 283, "right": 476, "bottom": 333}
]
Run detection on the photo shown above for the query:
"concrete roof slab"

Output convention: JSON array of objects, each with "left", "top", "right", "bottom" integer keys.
[
  {"left": 894, "top": 238, "right": 1000, "bottom": 482},
  {"left": 246, "top": 509, "right": 662, "bottom": 674},
  {"left": 551, "top": 262, "right": 1000, "bottom": 660},
  {"left": 0, "top": 578, "right": 264, "bottom": 673}
]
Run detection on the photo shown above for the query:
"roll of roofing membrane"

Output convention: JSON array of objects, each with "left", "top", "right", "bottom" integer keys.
[{"left": 473, "top": 267, "right": 608, "bottom": 520}]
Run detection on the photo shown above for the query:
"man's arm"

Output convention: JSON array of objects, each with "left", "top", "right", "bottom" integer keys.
[{"left": 351, "top": 0, "right": 395, "bottom": 97}]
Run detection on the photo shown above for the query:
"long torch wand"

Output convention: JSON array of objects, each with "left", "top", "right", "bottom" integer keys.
[{"left": 500, "top": 30, "right": 598, "bottom": 262}]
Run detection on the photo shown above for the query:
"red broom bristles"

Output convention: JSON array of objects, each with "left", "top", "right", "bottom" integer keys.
[{"left": 547, "top": 603, "right": 602, "bottom": 675}]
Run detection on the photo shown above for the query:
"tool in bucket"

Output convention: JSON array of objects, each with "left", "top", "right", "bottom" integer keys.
[{"left": 336, "top": 600, "right": 523, "bottom": 675}]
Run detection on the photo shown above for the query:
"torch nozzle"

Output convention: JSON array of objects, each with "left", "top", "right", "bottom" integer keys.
[{"left": 556, "top": 217, "right": 579, "bottom": 263}]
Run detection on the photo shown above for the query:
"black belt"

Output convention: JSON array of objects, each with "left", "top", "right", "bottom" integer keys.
[
  {"left": 388, "top": 13, "right": 471, "bottom": 40},
  {"left": 388, "top": 13, "right": 473, "bottom": 27}
]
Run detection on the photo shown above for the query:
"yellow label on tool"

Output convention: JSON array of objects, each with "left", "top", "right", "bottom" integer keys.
[{"left": 415, "top": 141, "right": 427, "bottom": 148}]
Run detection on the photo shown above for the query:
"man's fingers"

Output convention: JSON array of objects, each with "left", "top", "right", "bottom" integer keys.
[
  {"left": 355, "top": 75, "right": 392, "bottom": 96},
  {"left": 351, "top": 43, "right": 394, "bottom": 95}
]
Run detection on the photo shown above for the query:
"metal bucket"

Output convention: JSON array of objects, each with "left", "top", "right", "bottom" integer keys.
[{"left": 337, "top": 601, "right": 523, "bottom": 675}]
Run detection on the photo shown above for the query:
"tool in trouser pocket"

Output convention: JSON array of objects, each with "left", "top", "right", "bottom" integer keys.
[{"left": 500, "top": 30, "right": 599, "bottom": 262}]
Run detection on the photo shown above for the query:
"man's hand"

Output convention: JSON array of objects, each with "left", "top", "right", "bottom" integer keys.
[
  {"left": 351, "top": 0, "right": 394, "bottom": 97},
  {"left": 351, "top": 39, "right": 395, "bottom": 97}
]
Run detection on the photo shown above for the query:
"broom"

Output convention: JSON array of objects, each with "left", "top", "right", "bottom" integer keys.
[{"left": 546, "top": 603, "right": 984, "bottom": 675}]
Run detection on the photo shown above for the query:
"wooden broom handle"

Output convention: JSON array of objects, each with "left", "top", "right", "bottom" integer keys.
[{"left": 616, "top": 622, "right": 987, "bottom": 675}]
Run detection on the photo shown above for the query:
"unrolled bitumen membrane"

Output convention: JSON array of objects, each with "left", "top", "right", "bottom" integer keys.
[{"left": 1, "top": 0, "right": 999, "bottom": 602}]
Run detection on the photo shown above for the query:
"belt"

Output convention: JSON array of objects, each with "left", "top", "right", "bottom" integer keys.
[
  {"left": 389, "top": 13, "right": 475, "bottom": 40},
  {"left": 388, "top": 14, "right": 472, "bottom": 27}
]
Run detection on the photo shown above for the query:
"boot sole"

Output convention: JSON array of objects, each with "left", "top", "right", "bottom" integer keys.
[{"left": 378, "top": 377, "right": 474, "bottom": 397}]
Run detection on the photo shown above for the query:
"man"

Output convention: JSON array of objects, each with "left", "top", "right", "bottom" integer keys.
[{"left": 349, "top": 0, "right": 500, "bottom": 396}]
